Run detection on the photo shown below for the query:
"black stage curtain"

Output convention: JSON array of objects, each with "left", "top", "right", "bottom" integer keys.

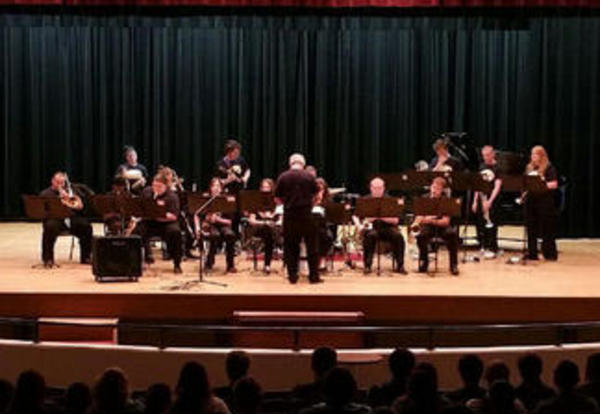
[{"left": 0, "top": 9, "right": 598, "bottom": 237}]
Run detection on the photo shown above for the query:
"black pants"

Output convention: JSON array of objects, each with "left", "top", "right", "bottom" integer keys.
[
  {"left": 317, "top": 221, "right": 335, "bottom": 259},
  {"left": 136, "top": 221, "right": 182, "bottom": 266},
  {"left": 283, "top": 212, "right": 319, "bottom": 282},
  {"left": 251, "top": 224, "right": 277, "bottom": 267},
  {"left": 206, "top": 225, "right": 236, "bottom": 269},
  {"left": 42, "top": 217, "right": 92, "bottom": 263},
  {"left": 416, "top": 225, "right": 459, "bottom": 269},
  {"left": 525, "top": 196, "right": 558, "bottom": 260},
  {"left": 474, "top": 199, "right": 500, "bottom": 252},
  {"left": 362, "top": 226, "right": 405, "bottom": 269}
]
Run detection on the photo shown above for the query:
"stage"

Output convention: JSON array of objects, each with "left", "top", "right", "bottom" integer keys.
[{"left": 1, "top": 222, "right": 600, "bottom": 325}]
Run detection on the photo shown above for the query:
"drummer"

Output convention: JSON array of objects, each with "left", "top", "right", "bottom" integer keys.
[{"left": 116, "top": 146, "right": 149, "bottom": 195}]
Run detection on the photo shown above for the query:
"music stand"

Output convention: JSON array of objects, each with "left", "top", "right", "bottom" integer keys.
[
  {"left": 238, "top": 190, "right": 275, "bottom": 214},
  {"left": 22, "top": 195, "right": 74, "bottom": 268},
  {"left": 412, "top": 196, "right": 462, "bottom": 274},
  {"left": 355, "top": 197, "right": 405, "bottom": 275},
  {"left": 187, "top": 192, "right": 237, "bottom": 287},
  {"left": 502, "top": 174, "right": 548, "bottom": 265},
  {"left": 91, "top": 194, "right": 127, "bottom": 235}
]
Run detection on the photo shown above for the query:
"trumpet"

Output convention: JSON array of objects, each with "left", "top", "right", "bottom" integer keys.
[{"left": 408, "top": 216, "right": 424, "bottom": 243}]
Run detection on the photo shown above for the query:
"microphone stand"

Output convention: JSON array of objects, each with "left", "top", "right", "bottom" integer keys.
[{"left": 193, "top": 195, "right": 228, "bottom": 287}]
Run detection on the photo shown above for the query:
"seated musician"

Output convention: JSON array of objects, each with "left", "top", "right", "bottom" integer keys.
[
  {"left": 246, "top": 178, "right": 281, "bottom": 274},
  {"left": 430, "top": 138, "right": 463, "bottom": 172},
  {"left": 134, "top": 174, "right": 183, "bottom": 274},
  {"left": 39, "top": 172, "right": 93, "bottom": 267},
  {"left": 104, "top": 176, "right": 129, "bottom": 236},
  {"left": 414, "top": 177, "right": 459, "bottom": 275},
  {"left": 352, "top": 177, "right": 407, "bottom": 275},
  {"left": 116, "top": 146, "right": 149, "bottom": 195},
  {"left": 157, "top": 166, "right": 197, "bottom": 259},
  {"left": 199, "top": 178, "right": 237, "bottom": 273},
  {"left": 314, "top": 178, "right": 335, "bottom": 270},
  {"left": 472, "top": 145, "right": 503, "bottom": 259}
]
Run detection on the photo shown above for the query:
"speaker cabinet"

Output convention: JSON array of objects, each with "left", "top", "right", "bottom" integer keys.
[{"left": 92, "top": 236, "right": 142, "bottom": 282}]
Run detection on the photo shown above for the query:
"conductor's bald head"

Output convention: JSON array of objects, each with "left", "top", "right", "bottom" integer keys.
[
  {"left": 369, "top": 177, "right": 385, "bottom": 198},
  {"left": 289, "top": 153, "right": 306, "bottom": 170}
]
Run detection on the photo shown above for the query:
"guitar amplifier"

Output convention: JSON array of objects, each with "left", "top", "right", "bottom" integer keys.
[{"left": 92, "top": 236, "right": 142, "bottom": 282}]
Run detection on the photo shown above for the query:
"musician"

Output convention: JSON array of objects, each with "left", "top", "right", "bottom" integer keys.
[
  {"left": 415, "top": 177, "right": 460, "bottom": 275},
  {"left": 39, "top": 172, "right": 92, "bottom": 267},
  {"left": 157, "top": 166, "right": 197, "bottom": 259},
  {"left": 216, "top": 139, "right": 251, "bottom": 195},
  {"left": 314, "top": 178, "right": 335, "bottom": 270},
  {"left": 116, "top": 146, "right": 149, "bottom": 195},
  {"left": 306, "top": 165, "right": 318, "bottom": 178},
  {"left": 430, "top": 139, "right": 463, "bottom": 172},
  {"left": 524, "top": 145, "right": 559, "bottom": 261},
  {"left": 275, "top": 153, "right": 321, "bottom": 284},
  {"left": 352, "top": 177, "right": 407, "bottom": 275},
  {"left": 472, "top": 145, "right": 503, "bottom": 258},
  {"left": 134, "top": 174, "right": 183, "bottom": 274},
  {"left": 247, "top": 178, "right": 281, "bottom": 274},
  {"left": 200, "top": 178, "right": 237, "bottom": 273}
]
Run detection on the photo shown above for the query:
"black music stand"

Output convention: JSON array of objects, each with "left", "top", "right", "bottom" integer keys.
[
  {"left": 354, "top": 197, "right": 405, "bottom": 275},
  {"left": 325, "top": 202, "right": 354, "bottom": 271},
  {"left": 91, "top": 194, "right": 128, "bottom": 235},
  {"left": 412, "top": 196, "right": 462, "bottom": 275},
  {"left": 238, "top": 190, "right": 277, "bottom": 271},
  {"left": 22, "top": 195, "right": 74, "bottom": 269},
  {"left": 502, "top": 175, "right": 548, "bottom": 265},
  {"left": 187, "top": 193, "right": 237, "bottom": 287}
]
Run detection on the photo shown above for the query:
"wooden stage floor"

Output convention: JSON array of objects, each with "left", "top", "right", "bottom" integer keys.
[{"left": 1, "top": 222, "right": 600, "bottom": 324}]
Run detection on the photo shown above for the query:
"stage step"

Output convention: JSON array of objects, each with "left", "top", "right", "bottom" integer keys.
[
  {"left": 37, "top": 317, "right": 118, "bottom": 343},
  {"left": 232, "top": 311, "right": 365, "bottom": 349}
]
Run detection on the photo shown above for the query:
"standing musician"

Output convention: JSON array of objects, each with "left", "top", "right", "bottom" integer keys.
[
  {"left": 134, "top": 174, "right": 183, "bottom": 274},
  {"left": 430, "top": 138, "right": 463, "bottom": 172},
  {"left": 275, "top": 153, "right": 322, "bottom": 284},
  {"left": 352, "top": 177, "right": 407, "bottom": 275},
  {"left": 472, "top": 145, "right": 503, "bottom": 259},
  {"left": 414, "top": 177, "right": 460, "bottom": 275},
  {"left": 116, "top": 146, "right": 149, "bottom": 195},
  {"left": 314, "top": 178, "right": 335, "bottom": 271},
  {"left": 39, "top": 172, "right": 93, "bottom": 267},
  {"left": 216, "top": 139, "right": 251, "bottom": 195},
  {"left": 524, "top": 145, "right": 559, "bottom": 261},
  {"left": 198, "top": 178, "right": 238, "bottom": 273},
  {"left": 246, "top": 178, "right": 281, "bottom": 275}
]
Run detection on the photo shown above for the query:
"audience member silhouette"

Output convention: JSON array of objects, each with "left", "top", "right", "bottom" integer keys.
[
  {"left": 0, "top": 379, "right": 15, "bottom": 413},
  {"left": 144, "top": 383, "right": 171, "bottom": 414},
  {"left": 514, "top": 353, "right": 555, "bottom": 412},
  {"left": 369, "top": 349, "right": 416, "bottom": 408},
  {"left": 534, "top": 360, "right": 598, "bottom": 414},
  {"left": 215, "top": 351, "right": 251, "bottom": 408},
  {"left": 300, "top": 368, "right": 371, "bottom": 414},
  {"left": 445, "top": 355, "right": 486, "bottom": 405},
  {"left": 232, "top": 377, "right": 262, "bottom": 414},
  {"left": 293, "top": 347, "right": 338, "bottom": 407},
  {"left": 578, "top": 352, "right": 600, "bottom": 406},
  {"left": 170, "top": 361, "right": 230, "bottom": 414},
  {"left": 392, "top": 363, "right": 449, "bottom": 414},
  {"left": 64, "top": 382, "right": 92, "bottom": 414},
  {"left": 91, "top": 368, "right": 140, "bottom": 414},
  {"left": 8, "top": 370, "right": 47, "bottom": 414}
]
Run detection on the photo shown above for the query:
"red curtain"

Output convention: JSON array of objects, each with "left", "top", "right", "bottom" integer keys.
[{"left": 0, "top": 0, "right": 597, "bottom": 9}]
